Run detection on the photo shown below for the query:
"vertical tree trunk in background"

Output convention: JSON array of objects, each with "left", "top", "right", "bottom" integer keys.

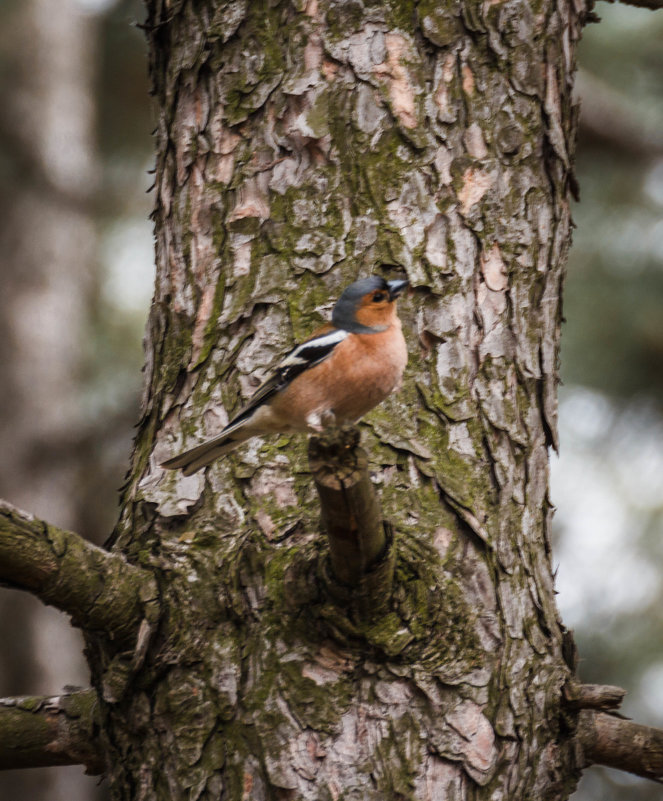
[
  {"left": 0, "top": 1, "right": 102, "bottom": 799},
  {"left": 93, "top": 0, "right": 587, "bottom": 798}
]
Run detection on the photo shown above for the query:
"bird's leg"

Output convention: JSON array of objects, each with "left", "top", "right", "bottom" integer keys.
[
  {"left": 305, "top": 411, "right": 324, "bottom": 433},
  {"left": 305, "top": 409, "right": 337, "bottom": 433},
  {"left": 319, "top": 409, "right": 337, "bottom": 429}
]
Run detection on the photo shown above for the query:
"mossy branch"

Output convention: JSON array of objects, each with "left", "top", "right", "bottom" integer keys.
[
  {"left": 0, "top": 689, "right": 103, "bottom": 773},
  {"left": 0, "top": 500, "right": 158, "bottom": 644},
  {"left": 579, "top": 711, "right": 663, "bottom": 784},
  {"left": 308, "top": 426, "right": 394, "bottom": 613}
]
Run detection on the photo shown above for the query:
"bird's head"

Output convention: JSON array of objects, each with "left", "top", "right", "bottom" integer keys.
[{"left": 332, "top": 275, "right": 409, "bottom": 333}]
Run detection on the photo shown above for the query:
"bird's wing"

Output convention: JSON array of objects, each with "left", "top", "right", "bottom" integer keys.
[
  {"left": 227, "top": 326, "right": 349, "bottom": 428},
  {"left": 161, "top": 326, "right": 349, "bottom": 473}
]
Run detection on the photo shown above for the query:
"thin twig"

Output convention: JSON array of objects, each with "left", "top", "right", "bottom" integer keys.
[{"left": 607, "top": 0, "right": 663, "bottom": 10}]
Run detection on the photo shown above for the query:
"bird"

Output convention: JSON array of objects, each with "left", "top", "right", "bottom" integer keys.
[{"left": 161, "top": 275, "right": 409, "bottom": 475}]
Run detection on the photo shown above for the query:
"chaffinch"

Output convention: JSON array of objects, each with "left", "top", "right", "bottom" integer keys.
[{"left": 162, "top": 275, "right": 409, "bottom": 475}]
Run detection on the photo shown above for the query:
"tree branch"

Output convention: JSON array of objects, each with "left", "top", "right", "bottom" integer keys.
[
  {"left": 0, "top": 689, "right": 103, "bottom": 773},
  {"left": 579, "top": 710, "right": 663, "bottom": 783},
  {"left": 563, "top": 681, "right": 626, "bottom": 711},
  {"left": 577, "top": 69, "right": 663, "bottom": 157},
  {"left": 308, "top": 426, "right": 394, "bottom": 614},
  {"left": 608, "top": 0, "right": 663, "bottom": 9},
  {"left": 0, "top": 500, "right": 158, "bottom": 643}
]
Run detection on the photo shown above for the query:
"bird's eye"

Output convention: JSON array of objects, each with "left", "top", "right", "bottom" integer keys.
[{"left": 372, "top": 292, "right": 386, "bottom": 303}]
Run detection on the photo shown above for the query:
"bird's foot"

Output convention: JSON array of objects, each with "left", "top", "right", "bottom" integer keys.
[
  {"left": 307, "top": 423, "right": 361, "bottom": 464},
  {"left": 320, "top": 409, "right": 338, "bottom": 428},
  {"left": 305, "top": 409, "right": 337, "bottom": 433}
]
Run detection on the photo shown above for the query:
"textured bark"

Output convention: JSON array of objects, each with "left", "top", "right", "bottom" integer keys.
[
  {"left": 0, "top": 690, "right": 102, "bottom": 773},
  {"left": 88, "top": 0, "right": 591, "bottom": 798}
]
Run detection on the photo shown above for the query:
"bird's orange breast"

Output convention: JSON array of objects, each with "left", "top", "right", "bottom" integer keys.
[{"left": 268, "top": 321, "right": 407, "bottom": 429}]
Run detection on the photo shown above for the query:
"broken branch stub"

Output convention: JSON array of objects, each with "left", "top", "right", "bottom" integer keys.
[
  {"left": 563, "top": 681, "right": 627, "bottom": 711},
  {"left": 308, "top": 426, "right": 393, "bottom": 607}
]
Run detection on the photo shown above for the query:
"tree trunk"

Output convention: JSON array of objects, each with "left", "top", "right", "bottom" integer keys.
[
  {"left": 0, "top": 0, "right": 600, "bottom": 797},
  {"left": 84, "top": 0, "right": 589, "bottom": 797}
]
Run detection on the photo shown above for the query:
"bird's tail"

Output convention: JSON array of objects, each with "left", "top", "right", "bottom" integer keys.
[{"left": 161, "top": 425, "right": 252, "bottom": 476}]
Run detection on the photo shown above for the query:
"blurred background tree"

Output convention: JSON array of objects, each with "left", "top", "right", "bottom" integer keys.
[
  {"left": 0, "top": 1, "right": 660, "bottom": 800},
  {"left": 0, "top": 1, "right": 151, "bottom": 798},
  {"left": 553, "top": 5, "right": 663, "bottom": 800}
]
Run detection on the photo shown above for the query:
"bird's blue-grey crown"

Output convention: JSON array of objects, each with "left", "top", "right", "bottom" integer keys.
[{"left": 332, "top": 275, "right": 408, "bottom": 333}]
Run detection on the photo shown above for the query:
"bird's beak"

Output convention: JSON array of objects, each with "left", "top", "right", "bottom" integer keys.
[{"left": 387, "top": 278, "right": 409, "bottom": 300}]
